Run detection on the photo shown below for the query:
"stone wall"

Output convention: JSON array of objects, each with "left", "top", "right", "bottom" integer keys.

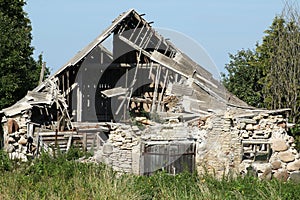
[
  {"left": 2, "top": 116, "right": 36, "bottom": 162},
  {"left": 93, "top": 121, "right": 200, "bottom": 175},
  {"left": 196, "top": 115, "right": 242, "bottom": 177},
  {"left": 94, "top": 124, "right": 141, "bottom": 173}
]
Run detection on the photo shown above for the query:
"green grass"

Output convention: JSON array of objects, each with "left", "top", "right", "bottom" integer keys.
[{"left": 0, "top": 149, "right": 300, "bottom": 200}]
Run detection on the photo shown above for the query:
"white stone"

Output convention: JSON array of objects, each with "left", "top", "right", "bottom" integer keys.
[
  {"left": 271, "top": 160, "right": 282, "bottom": 170},
  {"left": 278, "top": 150, "right": 295, "bottom": 163},
  {"left": 241, "top": 131, "right": 249, "bottom": 139},
  {"left": 251, "top": 163, "right": 272, "bottom": 173},
  {"left": 260, "top": 166, "right": 272, "bottom": 180},
  {"left": 245, "top": 124, "right": 253, "bottom": 131},
  {"left": 7, "top": 137, "right": 15, "bottom": 143},
  {"left": 273, "top": 169, "right": 289, "bottom": 181},
  {"left": 287, "top": 160, "right": 300, "bottom": 171},
  {"left": 103, "top": 143, "right": 113, "bottom": 154},
  {"left": 271, "top": 138, "right": 289, "bottom": 152},
  {"left": 5, "top": 144, "right": 15, "bottom": 153},
  {"left": 18, "top": 136, "right": 27, "bottom": 145}
]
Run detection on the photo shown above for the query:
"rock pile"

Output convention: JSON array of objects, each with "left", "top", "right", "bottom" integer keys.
[
  {"left": 3, "top": 119, "right": 36, "bottom": 162},
  {"left": 235, "top": 113, "right": 300, "bottom": 182}
]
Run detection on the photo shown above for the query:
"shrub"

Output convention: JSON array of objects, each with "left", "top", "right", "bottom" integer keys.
[{"left": 0, "top": 150, "right": 12, "bottom": 172}]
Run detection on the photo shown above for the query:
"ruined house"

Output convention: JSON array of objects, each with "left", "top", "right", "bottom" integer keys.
[{"left": 1, "top": 9, "right": 300, "bottom": 180}]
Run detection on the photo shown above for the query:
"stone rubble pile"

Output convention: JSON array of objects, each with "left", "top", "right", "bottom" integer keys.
[
  {"left": 235, "top": 113, "right": 300, "bottom": 182},
  {"left": 3, "top": 119, "right": 37, "bottom": 162}
]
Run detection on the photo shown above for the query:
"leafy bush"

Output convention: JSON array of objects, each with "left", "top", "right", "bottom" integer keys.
[
  {"left": 290, "top": 124, "right": 300, "bottom": 151},
  {"left": 0, "top": 150, "right": 12, "bottom": 172}
]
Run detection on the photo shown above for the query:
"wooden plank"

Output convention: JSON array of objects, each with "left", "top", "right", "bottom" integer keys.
[
  {"left": 62, "top": 83, "right": 78, "bottom": 98},
  {"left": 242, "top": 140, "right": 271, "bottom": 144},
  {"left": 66, "top": 133, "right": 73, "bottom": 151},
  {"left": 150, "top": 51, "right": 188, "bottom": 78},
  {"left": 39, "top": 62, "right": 46, "bottom": 84},
  {"left": 195, "top": 73, "right": 218, "bottom": 89},
  {"left": 77, "top": 69, "right": 82, "bottom": 122},
  {"left": 77, "top": 127, "right": 109, "bottom": 132},
  {"left": 148, "top": 62, "right": 154, "bottom": 79},
  {"left": 101, "top": 87, "right": 127, "bottom": 98},
  {"left": 151, "top": 65, "right": 161, "bottom": 112},
  {"left": 38, "top": 131, "right": 77, "bottom": 136},
  {"left": 157, "top": 69, "right": 168, "bottom": 112},
  {"left": 133, "top": 24, "right": 146, "bottom": 44},
  {"left": 83, "top": 133, "right": 87, "bottom": 151},
  {"left": 171, "top": 83, "right": 193, "bottom": 96},
  {"left": 139, "top": 26, "right": 150, "bottom": 47},
  {"left": 128, "top": 19, "right": 142, "bottom": 41},
  {"left": 142, "top": 30, "right": 154, "bottom": 49}
]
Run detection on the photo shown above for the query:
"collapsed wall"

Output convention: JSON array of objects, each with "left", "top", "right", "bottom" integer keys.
[
  {"left": 193, "top": 108, "right": 300, "bottom": 181},
  {"left": 76, "top": 108, "right": 300, "bottom": 181}
]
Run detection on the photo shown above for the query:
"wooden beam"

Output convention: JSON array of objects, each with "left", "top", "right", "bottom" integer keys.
[
  {"left": 157, "top": 69, "right": 168, "bottom": 112},
  {"left": 66, "top": 133, "right": 73, "bottom": 151},
  {"left": 151, "top": 65, "right": 161, "bottom": 112},
  {"left": 39, "top": 62, "right": 46, "bottom": 84},
  {"left": 82, "top": 132, "right": 87, "bottom": 151}
]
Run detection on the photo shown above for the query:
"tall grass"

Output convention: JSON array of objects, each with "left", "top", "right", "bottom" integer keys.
[{"left": 0, "top": 149, "right": 300, "bottom": 200}]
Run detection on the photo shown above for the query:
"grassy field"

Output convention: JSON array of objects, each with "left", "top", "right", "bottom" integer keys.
[{"left": 1, "top": 149, "right": 300, "bottom": 200}]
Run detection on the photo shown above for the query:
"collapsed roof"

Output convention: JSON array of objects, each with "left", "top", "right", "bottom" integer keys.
[{"left": 1, "top": 9, "right": 250, "bottom": 127}]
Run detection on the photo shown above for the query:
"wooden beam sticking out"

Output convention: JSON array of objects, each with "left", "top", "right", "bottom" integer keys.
[
  {"left": 194, "top": 73, "right": 218, "bottom": 89},
  {"left": 157, "top": 69, "right": 168, "bottom": 112},
  {"left": 115, "top": 50, "right": 142, "bottom": 116},
  {"left": 118, "top": 96, "right": 153, "bottom": 104},
  {"left": 63, "top": 83, "right": 78, "bottom": 97},
  {"left": 101, "top": 87, "right": 127, "bottom": 98},
  {"left": 151, "top": 65, "right": 161, "bottom": 112},
  {"left": 39, "top": 62, "right": 46, "bottom": 84}
]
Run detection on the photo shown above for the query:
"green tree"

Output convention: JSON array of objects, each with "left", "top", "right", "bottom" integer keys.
[
  {"left": 222, "top": 2, "right": 300, "bottom": 148},
  {"left": 0, "top": 0, "right": 47, "bottom": 109},
  {"left": 221, "top": 49, "right": 264, "bottom": 107},
  {"left": 223, "top": 4, "right": 300, "bottom": 123},
  {"left": 257, "top": 15, "right": 300, "bottom": 124}
]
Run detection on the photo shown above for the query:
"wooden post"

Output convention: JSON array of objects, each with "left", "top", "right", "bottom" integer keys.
[
  {"left": 157, "top": 68, "right": 168, "bottom": 112},
  {"left": 83, "top": 132, "right": 87, "bottom": 151},
  {"left": 39, "top": 62, "right": 46, "bottom": 84},
  {"left": 151, "top": 65, "right": 161, "bottom": 112},
  {"left": 66, "top": 133, "right": 73, "bottom": 152},
  {"left": 36, "top": 132, "right": 40, "bottom": 157},
  {"left": 55, "top": 129, "right": 58, "bottom": 148}
]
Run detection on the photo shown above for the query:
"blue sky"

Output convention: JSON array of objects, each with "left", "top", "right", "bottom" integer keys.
[{"left": 24, "top": 0, "right": 285, "bottom": 76}]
